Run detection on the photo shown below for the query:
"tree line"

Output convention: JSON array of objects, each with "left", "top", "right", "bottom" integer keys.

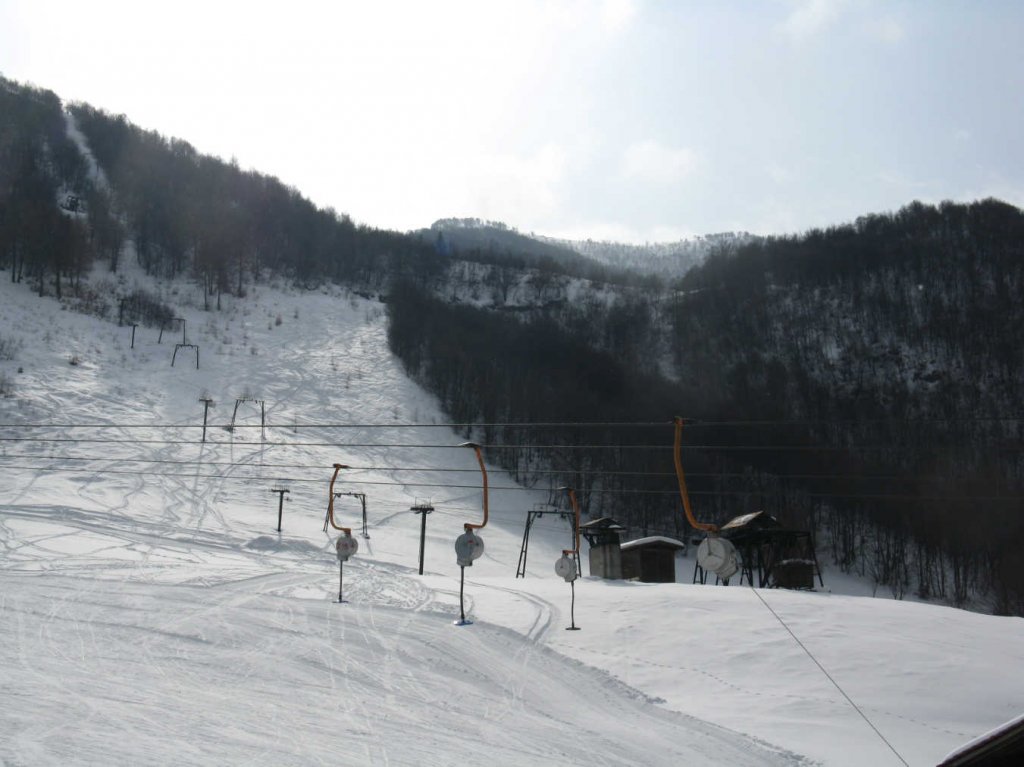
[
  {"left": 1, "top": 75, "right": 444, "bottom": 305},
  {"left": 388, "top": 199, "right": 1024, "bottom": 615},
  {"left": 3, "top": 74, "right": 1021, "bottom": 613}
]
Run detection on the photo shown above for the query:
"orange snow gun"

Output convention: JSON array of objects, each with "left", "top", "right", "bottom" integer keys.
[
  {"left": 326, "top": 463, "right": 353, "bottom": 534},
  {"left": 673, "top": 416, "right": 719, "bottom": 534},
  {"left": 460, "top": 442, "right": 489, "bottom": 533}
]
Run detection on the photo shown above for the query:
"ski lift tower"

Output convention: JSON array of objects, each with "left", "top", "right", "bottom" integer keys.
[{"left": 516, "top": 504, "right": 575, "bottom": 578}]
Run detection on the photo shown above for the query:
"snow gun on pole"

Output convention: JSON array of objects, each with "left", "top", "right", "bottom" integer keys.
[
  {"left": 326, "top": 463, "right": 358, "bottom": 602},
  {"left": 554, "top": 486, "right": 582, "bottom": 630},
  {"left": 673, "top": 416, "right": 738, "bottom": 582},
  {"left": 453, "top": 442, "right": 486, "bottom": 625}
]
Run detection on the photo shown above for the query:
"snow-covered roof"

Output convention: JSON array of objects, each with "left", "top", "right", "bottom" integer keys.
[
  {"left": 620, "top": 536, "right": 686, "bottom": 551},
  {"left": 938, "top": 712, "right": 1024, "bottom": 766}
]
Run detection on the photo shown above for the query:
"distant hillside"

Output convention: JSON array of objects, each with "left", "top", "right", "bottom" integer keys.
[
  {"left": 0, "top": 74, "right": 443, "bottom": 302},
  {"left": 423, "top": 217, "right": 756, "bottom": 280},
  {"left": 420, "top": 218, "right": 648, "bottom": 286},
  {"left": 4, "top": 73, "right": 1023, "bottom": 615},
  {"left": 540, "top": 231, "right": 758, "bottom": 277},
  {"left": 390, "top": 199, "right": 1024, "bottom": 615}
]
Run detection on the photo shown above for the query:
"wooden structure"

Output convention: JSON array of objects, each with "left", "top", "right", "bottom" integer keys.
[
  {"left": 579, "top": 517, "right": 626, "bottom": 579},
  {"left": 715, "top": 511, "right": 823, "bottom": 589},
  {"left": 938, "top": 713, "right": 1024, "bottom": 766},
  {"left": 621, "top": 536, "right": 686, "bottom": 583}
]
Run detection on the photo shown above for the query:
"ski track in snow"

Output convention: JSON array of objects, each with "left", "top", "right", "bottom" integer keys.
[
  {"left": 2, "top": 573, "right": 803, "bottom": 766},
  {"left": 2, "top": 275, "right": 1022, "bottom": 766}
]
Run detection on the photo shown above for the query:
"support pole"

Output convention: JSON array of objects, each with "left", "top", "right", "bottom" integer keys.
[
  {"left": 271, "top": 488, "right": 290, "bottom": 532},
  {"left": 567, "top": 580, "right": 580, "bottom": 631},
  {"left": 419, "top": 510, "right": 427, "bottom": 574},
  {"left": 560, "top": 486, "right": 582, "bottom": 631},
  {"left": 516, "top": 512, "right": 535, "bottom": 578},
  {"left": 199, "top": 397, "right": 214, "bottom": 443},
  {"left": 411, "top": 503, "right": 434, "bottom": 575},
  {"left": 130, "top": 323, "right": 138, "bottom": 349},
  {"left": 338, "top": 561, "right": 346, "bottom": 603},
  {"left": 459, "top": 566, "right": 466, "bottom": 623}
]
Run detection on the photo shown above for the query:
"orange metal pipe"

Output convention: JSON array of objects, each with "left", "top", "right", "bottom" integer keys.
[
  {"left": 461, "top": 443, "right": 489, "bottom": 532},
  {"left": 673, "top": 416, "right": 719, "bottom": 533},
  {"left": 326, "top": 463, "right": 352, "bottom": 534},
  {"left": 562, "top": 487, "right": 581, "bottom": 557}
]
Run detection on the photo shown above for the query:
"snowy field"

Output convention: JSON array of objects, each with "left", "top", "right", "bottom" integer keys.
[{"left": 1, "top": 270, "right": 1022, "bottom": 766}]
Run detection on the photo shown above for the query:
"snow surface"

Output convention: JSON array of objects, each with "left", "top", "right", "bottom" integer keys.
[{"left": 1, "top": 267, "right": 1022, "bottom": 766}]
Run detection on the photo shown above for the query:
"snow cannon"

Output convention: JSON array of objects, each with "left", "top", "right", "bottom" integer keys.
[
  {"left": 558, "top": 486, "right": 583, "bottom": 630},
  {"left": 696, "top": 536, "right": 739, "bottom": 581},
  {"left": 453, "top": 442, "right": 489, "bottom": 625},
  {"left": 335, "top": 532, "right": 358, "bottom": 562},
  {"left": 555, "top": 553, "right": 578, "bottom": 583},
  {"left": 455, "top": 530, "right": 484, "bottom": 567}
]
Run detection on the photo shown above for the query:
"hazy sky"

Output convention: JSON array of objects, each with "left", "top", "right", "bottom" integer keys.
[{"left": 2, "top": 0, "right": 1022, "bottom": 242}]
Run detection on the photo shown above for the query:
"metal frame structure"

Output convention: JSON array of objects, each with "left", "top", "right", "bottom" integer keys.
[
  {"left": 227, "top": 396, "right": 265, "bottom": 439},
  {"left": 516, "top": 505, "right": 575, "bottom": 578}
]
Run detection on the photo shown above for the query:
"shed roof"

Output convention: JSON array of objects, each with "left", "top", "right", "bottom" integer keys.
[
  {"left": 721, "top": 510, "right": 781, "bottom": 532},
  {"left": 579, "top": 517, "right": 627, "bottom": 532},
  {"left": 938, "top": 712, "right": 1024, "bottom": 766},
  {"left": 620, "top": 536, "right": 686, "bottom": 552}
]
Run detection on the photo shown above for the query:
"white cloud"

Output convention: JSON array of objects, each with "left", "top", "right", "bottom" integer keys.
[
  {"left": 776, "top": 0, "right": 846, "bottom": 43},
  {"left": 867, "top": 15, "right": 906, "bottom": 44},
  {"left": 766, "top": 162, "right": 797, "bottom": 186},
  {"left": 463, "top": 144, "right": 570, "bottom": 224},
  {"left": 621, "top": 140, "right": 698, "bottom": 184},
  {"left": 543, "top": 220, "right": 697, "bottom": 245},
  {"left": 600, "top": 0, "right": 637, "bottom": 32}
]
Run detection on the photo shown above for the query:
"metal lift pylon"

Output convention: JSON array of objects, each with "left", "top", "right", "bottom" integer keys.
[{"left": 516, "top": 505, "right": 576, "bottom": 578}]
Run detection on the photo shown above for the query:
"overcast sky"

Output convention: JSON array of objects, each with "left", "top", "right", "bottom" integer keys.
[{"left": 1, "top": 0, "right": 1022, "bottom": 243}]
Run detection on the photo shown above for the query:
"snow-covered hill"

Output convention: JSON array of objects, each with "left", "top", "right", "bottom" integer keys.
[{"left": 1, "top": 269, "right": 1021, "bottom": 766}]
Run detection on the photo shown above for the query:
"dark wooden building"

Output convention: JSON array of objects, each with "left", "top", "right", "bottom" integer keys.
[
  {"left": 938, "top": 713, "right": 1024, "bottom": 766},
  {"left": 718, "top": 511, "right": 823, "bottom": 590},
  {"left": 579, "top": 517, "right": 626, "bottom": 579},
  {"left": 620, "top": 536, "right": 686, "bottom": 583}
]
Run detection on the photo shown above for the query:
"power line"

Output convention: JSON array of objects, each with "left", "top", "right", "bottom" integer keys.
[
  {"left": 0, "top": 452, "right": 1006, "bottom": 485},
  {"left": 0, "top": 463, "right": 1020, "bottom": 501},
  {"left": 749, "top": 588, "right": 909, "bottom": 766},
  {"left": 1, "top": 416, "right": 1020, "bottom": 429},
  {"left": 0, "top": 420, "right": 674, "bottom": 429},
  {"left": 2, "top": 436, "right": 1019, "bottom": 452}
]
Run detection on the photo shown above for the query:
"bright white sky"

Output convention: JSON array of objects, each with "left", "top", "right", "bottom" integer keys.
[{"left": 1, "top": 0, "right": 1022, "bottom": 242}]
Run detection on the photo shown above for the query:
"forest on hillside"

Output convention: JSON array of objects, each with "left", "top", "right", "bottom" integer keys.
[
  {"left": 3, "top": 74, "right": 1023, "bottom": 614},
  {"left": 388, "top": 200, "right": 1024, "bottom": 615},
  {"left": 0, "top": 76, "right": 442, "bottom": 307}
]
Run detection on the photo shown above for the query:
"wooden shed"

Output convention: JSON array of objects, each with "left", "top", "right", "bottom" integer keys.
[
  {"left": 719, "top": 511, "right": 823, "bottom": 590},
  {"left": 579, "top": 517, "right": 626, "bottom": 579},
  {"left": 620, "top": 536, "right": 686, "bottom": 583},
  {"left": 938, "top": 713, "right": 1024, "bottom": 766}
]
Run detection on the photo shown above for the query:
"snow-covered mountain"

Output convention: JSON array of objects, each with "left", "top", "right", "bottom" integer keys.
[
  {"left": 1, "top": 267, "right": 1022, "bottom": 766},
  {"left": 423, "top": 217, "right": 756, "bottom": 278},
  {"left": 540, "top": 230, "right": 758, "bottom": 276}
]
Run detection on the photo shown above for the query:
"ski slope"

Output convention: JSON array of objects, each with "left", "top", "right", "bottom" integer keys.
[{"left": 1, "top": 270, "right": 1022, "bottom": 766}]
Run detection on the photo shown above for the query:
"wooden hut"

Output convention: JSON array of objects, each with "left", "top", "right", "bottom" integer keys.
[
  {"left": 718, "top": 511, "right": 822, "bottom": 590},
  {"left": 938, "top": 713, "right": 1024, "bottom": 766},
  {"left": 620, "top": 536, "right": 686, "bottom": 583},
  {"left": 579, "top": 517, "right": 626, "bottom": 579}
]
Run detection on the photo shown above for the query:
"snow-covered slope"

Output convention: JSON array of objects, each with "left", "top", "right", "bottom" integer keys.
[{"left": 1, "top": 269, "right": 1021, "bottom": 766}]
